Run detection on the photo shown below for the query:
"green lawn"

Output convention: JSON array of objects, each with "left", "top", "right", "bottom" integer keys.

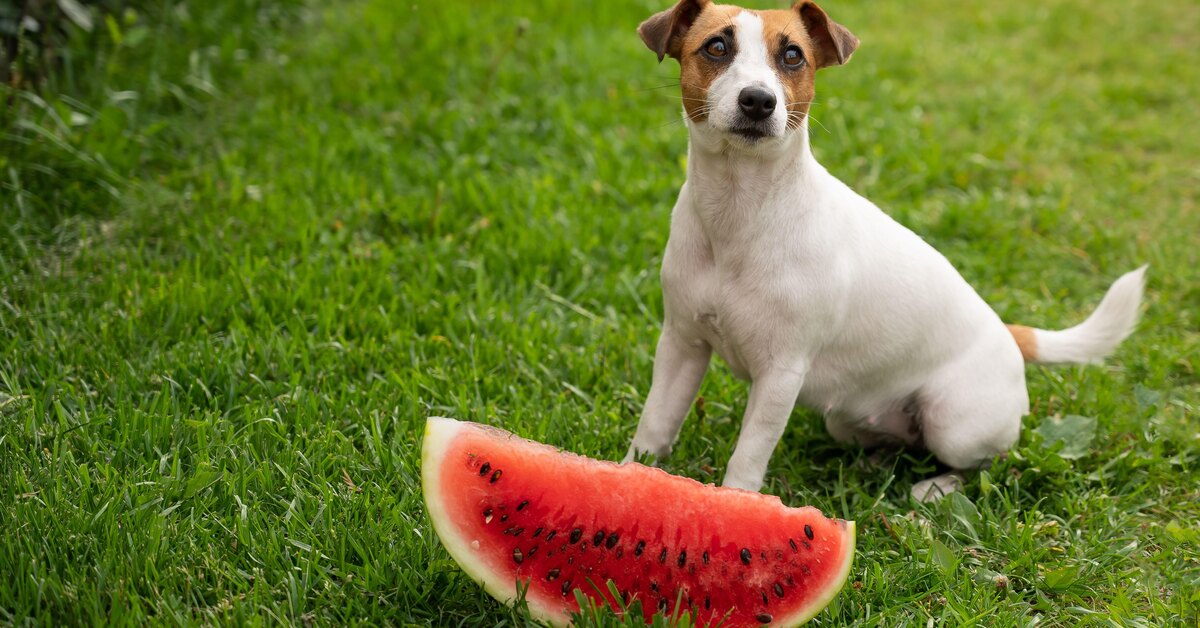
[{"left": 2, "top": 0, "right": 1198, "bottom": 624}]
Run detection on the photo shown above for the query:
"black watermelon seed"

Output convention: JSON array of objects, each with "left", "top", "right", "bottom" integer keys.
[
  {"left": 547, "top": 568, "right": 560, "bottom": 581},
  {"left": 659, "top": 548, "right": 668, "bottom": 564},
  {"left": 512, "top": 548, "right": 524, "bottom": 564},
  {"left": 774, "top": 582, "right": 785, "bottom": 598},
  {"left": 516, "top": 500, "right": 529, "bottom": 511},
  {"left": 490, "top": 469, "right": 502, "bottom": 483},
  {"left": 513, "top": 527, "right": 524, "bottom": 536},
  {"left": 483, "top": 508, "right": 493, "bottom": 523},
  {"left": 500, "top": 514, "right": 509, "bottom": 523},
  {"left": 658, "top": 598, "right": 667, "bottom": 612},
  {"left": 503, "top": 526, "right": 516, "bottom": 535},
  {"left": 533, "top": 527, "right": 543, "bottom": 538},
  {"left": 650, "top": 580, "right": 659, "bottom": 592},
  {"left": 528, "top": 545, "right": 538, "bottom": 558},
  {"left": 705, "top": 596, "right": 711, "bottom": 610},
  {"left": 592, "top": 530, "right": 606, "bottom": 547},
  {"left": 561, "top": 580, "right": 571, "bottom": 595},
  {"left": 804, "top": 524, "right": 814, "bottom": 540},
  {"left": 567, "top": 556, "right": 574, "bottom": 565},
  {"left": 545, "top": 530, "right": 557, "bottom": 542},
  {"left": 761, "top": 590, "right": 769, "bottom": 605},
  {"left": 702, "top": 551, "right": 710, "bottom": 565},
  {"left": 789, "top": 538, "right": 798, "bottom": 552},
  {"left": 635, "top": 540, "right": 646, "bottom": 556},
  {"left": 740, "top": 548, "right": 752, "bottom": 565},
  {"left": 479, "top": 462, "right": 491, "bottom": 476},
  {"left": 605, "top": 532, "right": 619, "bottom": 549},
  {"left": 569, "top": 528, "right": 583, "bottom": 544},
  {"left": 677, "top": 550, "right": 687, "bottom": 567},
  {"left": 756, "top": 613, "right": 773, "bottom": 624}
]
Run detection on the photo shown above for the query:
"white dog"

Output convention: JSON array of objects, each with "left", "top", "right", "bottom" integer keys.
[{"left": 622, "top": 0, "right": 1146, "bottom": 500}]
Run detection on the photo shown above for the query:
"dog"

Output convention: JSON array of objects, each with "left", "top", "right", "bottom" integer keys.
[{"left": 621, "top": 0, "right": 1146, "bottom": 501}]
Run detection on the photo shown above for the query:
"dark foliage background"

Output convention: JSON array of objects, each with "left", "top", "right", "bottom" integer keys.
[
  {"left": 1, "top": 0, "right": 305, "bottom": 259},
  {"left": 2, "top": 0, "right": 131, "bottom": 89}
]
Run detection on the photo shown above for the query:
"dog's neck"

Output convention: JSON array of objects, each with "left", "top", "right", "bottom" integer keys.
[{"left": 684, "top": 121, "right": 827, "bottom": 252}]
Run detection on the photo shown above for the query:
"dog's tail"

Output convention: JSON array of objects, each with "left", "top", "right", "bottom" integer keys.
[{"left": 1006, "top": 266, "right": 1147, "bottom": 365}]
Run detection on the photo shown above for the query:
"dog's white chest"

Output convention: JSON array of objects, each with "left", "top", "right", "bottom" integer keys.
[
  {"left": 693, "top": 297, "right": 750, "bottom": 376},
  {"left": 662, "top": 242, "right": 762, "bottom": 380}
]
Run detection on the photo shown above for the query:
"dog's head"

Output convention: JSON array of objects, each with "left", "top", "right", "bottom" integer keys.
[{"left": 640, "top": 0, "right": 856, "bottom": 149}]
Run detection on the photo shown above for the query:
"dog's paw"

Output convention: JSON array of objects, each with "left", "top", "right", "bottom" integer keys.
[
  {"left": 911, "top": 472, "right": 964, "bottom": 503},
  {"left": 621, "top": 446, "right": 665, "bottom": 466}
]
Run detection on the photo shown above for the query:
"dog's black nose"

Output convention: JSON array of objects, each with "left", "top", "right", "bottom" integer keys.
[{"left": 738, "top": 87, "right": 776, "bottom": 122}]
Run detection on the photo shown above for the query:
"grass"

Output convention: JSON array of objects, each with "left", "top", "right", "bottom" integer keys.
[{"left": 1, "top": 0, "right": 1198, "bottom": 624}]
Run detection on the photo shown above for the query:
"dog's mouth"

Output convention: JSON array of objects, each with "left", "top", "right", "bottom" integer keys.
[{"left": 728, "top": 124, "right": 776, "bottom": 142}]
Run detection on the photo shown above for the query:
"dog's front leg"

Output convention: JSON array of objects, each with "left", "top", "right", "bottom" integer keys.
[
  {"left": 623, "top": 329, "right": 711, "bottom": 463},
  {"left": 723, "top": 369, "right": 806, "bottom": 492}
]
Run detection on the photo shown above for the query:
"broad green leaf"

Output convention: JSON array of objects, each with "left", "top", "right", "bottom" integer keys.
[
  {"left": 979, "top": 469, "right": 993, "bottom": 494},
  {"left": 1042, "top": 565, "right": 1080, "bottom": 591},
  {"left": 1134, "top": 384, "right": 1161, "bottom": 411},
  {"left": 930, "top": 538, "right": 957, "bottom": 575},
  {"left": 1033, "top": 414, "right": 1097, "bottom": 459},
  {"left": 1164, "top": 520, "right": 1197, "bottom": 543},
  {"left": 946, "top": 492, "right": 980, "bottom": 541}
]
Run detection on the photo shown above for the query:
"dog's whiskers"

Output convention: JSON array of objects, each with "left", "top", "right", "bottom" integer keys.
[{"left": 638, "top": 83, "right": 683, "bottom": 92}]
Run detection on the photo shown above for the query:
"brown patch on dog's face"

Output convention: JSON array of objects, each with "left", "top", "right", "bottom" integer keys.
[
  {"left": 674, "top": 4, "right": 741, "bottom": 122},
  {"left": 758, "top": 9, "right": 818, "bottom": 128}
]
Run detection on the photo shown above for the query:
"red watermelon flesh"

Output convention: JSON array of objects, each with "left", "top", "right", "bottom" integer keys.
[{"left": 422, "top": 417, "right": 855, "bottom": 627}]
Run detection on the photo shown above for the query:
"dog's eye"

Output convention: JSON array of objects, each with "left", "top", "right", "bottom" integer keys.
[
  {"left": 703, "top": 37, "right": 728, "bottom": 58},
  {"left": 782, "top": 45, "right": 804, "bottom": 68}
]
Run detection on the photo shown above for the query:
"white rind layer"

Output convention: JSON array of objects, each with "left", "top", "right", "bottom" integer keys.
[{"left": 421, "top": 416, "right": 568, "bottom": 625}]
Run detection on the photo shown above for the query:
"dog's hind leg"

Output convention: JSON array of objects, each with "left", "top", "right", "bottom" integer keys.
[
  {"left": 823, "top": 397, "right": 923, "bottom": 449},
  {"left": 911, "top": 471, "right": 966, "bottom": 502},
  {"left": 912, "top": 343, "right": 1028, "bottom": 501}
]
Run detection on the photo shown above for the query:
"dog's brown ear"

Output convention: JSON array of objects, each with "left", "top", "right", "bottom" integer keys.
[
  {"left": 639, "top": 0, "right": 709, "bottom": 62},
  {"left": 794, "top": 1, "right": 858, "bottom": 69}
]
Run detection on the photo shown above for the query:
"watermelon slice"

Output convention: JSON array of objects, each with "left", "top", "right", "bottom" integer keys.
[{"left": 422, "top": 417, "right": 855, "bottom": 626}]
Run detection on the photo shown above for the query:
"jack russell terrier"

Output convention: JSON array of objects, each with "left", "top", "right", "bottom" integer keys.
[{"left": 621, "top": 0, "right": 1146, "bottom": 501}]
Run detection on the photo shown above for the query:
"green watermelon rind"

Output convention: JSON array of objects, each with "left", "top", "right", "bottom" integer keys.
[
  {"left": 421, "top": 416, "right": 856, "bottom": 627},
  {"left": 779, "top": 520, "right": 855, "bottom": 626}
]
